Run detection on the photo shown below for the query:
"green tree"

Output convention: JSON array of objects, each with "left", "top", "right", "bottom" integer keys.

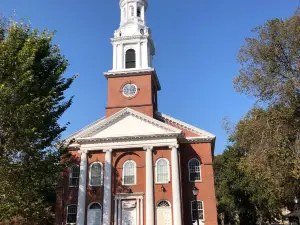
[
  {"left": 233, "top": 7, "right": 300, "bottom": 215},
  {"left": 214, "top": 147, "right": 257, "bottom": 225},
  {"left": 0, "top": 17, "right": 75, "bottom": 224},
  {"left": 231, "top": 105, "right": 300, "bottom": 222},
  {"left": 214, "top": 8, "right": 300, "bottom": 224},
  {"left": 234, "top": 9, "right": 300, "bottom": 105}
]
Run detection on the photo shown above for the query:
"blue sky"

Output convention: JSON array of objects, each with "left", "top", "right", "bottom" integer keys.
[{"left": 1, "top": 0, "right": 299, "bottom": 155}]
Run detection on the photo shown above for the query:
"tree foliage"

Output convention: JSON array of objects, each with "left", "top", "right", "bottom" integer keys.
[
  {"left": 0, "top": 17, "right": 75, "bottom": 224},
  {"left": 215, "top": 8, "right": 300, "bottom": 224},
  {"left": 234, "top": 9, "right": 300, "bottom": 105}
]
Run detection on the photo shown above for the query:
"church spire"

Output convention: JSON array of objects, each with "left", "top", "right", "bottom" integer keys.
[{"left": 110, "top": 0, "right": 155, "bottom": 72}]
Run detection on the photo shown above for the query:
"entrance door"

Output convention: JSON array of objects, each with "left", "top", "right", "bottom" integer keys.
[
  {"left": 122, "top": 201, "right": 137, "bottom": 225},
  {"left": 87, "top": 203, "right": 102, "bottom": 225},
  {"left": 156, "top": 200, "right": 172, "bottom": 225}
]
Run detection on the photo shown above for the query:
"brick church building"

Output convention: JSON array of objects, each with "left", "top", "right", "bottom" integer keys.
[{"left": 55, "top": 0, "right": 218, "bottom": 225}]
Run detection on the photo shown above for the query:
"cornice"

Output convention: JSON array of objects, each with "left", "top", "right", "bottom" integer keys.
[
  {"left": 111, "top": 35, "right": 149, "bottom": 43},
  {"left": 181, "top": 137, "right": 215, "bottom": 144},
  {"left": 119, "top": 0, "right": 148, "bottom": 9},
  {"left": 104, "top": 68, "right": 161, "bottom": 91},
  {"left": 155, "top": 112, "right": 216, "bottom": 139},
  {"left": 64, "top": 116, "right": 106, "bottom": 144},
  {"left": 77, "top": 133, "right": 179, "bottom": 144},
  {"left": 82, "top": 108, "right": 182, "bottom": 139}
]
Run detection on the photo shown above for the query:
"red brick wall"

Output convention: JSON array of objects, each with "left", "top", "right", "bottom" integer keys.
[
  {"left": 55, "top": 144, "right": 218, "bottom": 225},
  {"left": 181, "top": 143, "right": 218, "bottom": 225},
  {"left": 106, "top": 75, "right": 157, "bottom": 117}
]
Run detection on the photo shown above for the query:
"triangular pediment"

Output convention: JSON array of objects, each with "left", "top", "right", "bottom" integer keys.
[
  {"left": 155, "top": 112, "right": 216, "bottom": 139},
  {"left": 66, "top": 108, "right": 182, "bottom": 142}
]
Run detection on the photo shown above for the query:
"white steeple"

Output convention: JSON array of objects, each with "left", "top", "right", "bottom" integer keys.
[{"left": 110, "top": 0, "right": 155, "bottom": 72}]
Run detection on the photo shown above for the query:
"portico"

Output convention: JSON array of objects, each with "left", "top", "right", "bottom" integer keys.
[{"left": 70, "top": 108, "right": 184, "bottom": 225}]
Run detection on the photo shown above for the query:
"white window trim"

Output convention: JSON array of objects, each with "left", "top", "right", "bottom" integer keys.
[
  {"left": 156, "top": 200, "right": 172, "bottom": 208},
  {"left": 66, "top": 204, "right": 77, "bottom": 225},
  {"left": 69, "top": 165, "right": 80, "bottom": 187},
  {"left": 88, "top": 202, "right": 103, "bottom": 209},
  {"left": 188, "top": 158, "right": 202, "bottom": 182},
  {"left": 155, "top": 158, "right": 170, "bottom": 184},
  {"left": 122, "top": 160, "right": 137, "bottom": 186},
  {"left": 89, "top": 162, "right": 104, "bottom": 187},
  {"left": 191, "top": 200, "right": 205, "bottom": 222},
  {"left": 129, "top": 5, "right": 134, "bottom": 17},
  {"left": 124, "top": 47, "right": 136, "bottom": 69}
]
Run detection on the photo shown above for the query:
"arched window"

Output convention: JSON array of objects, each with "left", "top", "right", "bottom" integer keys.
[
  {"left": 66, "top": 205, "right": 77, "bottom": 224},
  {"left": 188, "top": 159, "right": 201, "bottom": 182},
  {"left": 130, "top": 6, "right": 134, "bottom": 17},
  {"left": 125, "top": 49, "right": 136, "bottom": 69},
  {"left": 87, "top": 203, "right": 102, "bottom": 225},
  {"left": 137, "top": 7, "right": 141, "bottom": 17},
  {"left": 89, "top": 162, "right": 103, "bottom": 186},
  {"left": 69, "top": 165, "right": 80, "bottom": 187},
  {"left": 156, "top": 200, "right": 172, "bottom": 225},
  {"left": 191, "top": 200, "right": 204, "bottom": 221},
  {"left": 123, "top": 160, "right": 136, "bottom": 185},
  {"left": 156, "top": 158, "right": 170, "bottom": 183}
]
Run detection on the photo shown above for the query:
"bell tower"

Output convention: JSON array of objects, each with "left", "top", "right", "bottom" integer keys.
[{"left": 104, "top": 0, "right": 160, "bottom": 117}]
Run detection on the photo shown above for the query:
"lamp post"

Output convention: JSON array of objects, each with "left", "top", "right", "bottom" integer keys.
[
  {"left": 294, "top": 196, "right": 300, "bottom": 225},
  {"left": 192, "top": 187, "right": 200, "bottom": 225}
]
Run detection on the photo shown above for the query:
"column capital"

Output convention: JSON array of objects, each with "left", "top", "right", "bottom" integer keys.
[
  {"left": 78, "top": 149, "right": 88, "bottom": 155},
  {"left": 143, "top": 146, "right": 153, "bottom": 151},
  {"left": 169, "top": 144, "right": 179, "bottom": 149},
  {"left": 103, "top": 148, "right": 113, "bottom": 153}
]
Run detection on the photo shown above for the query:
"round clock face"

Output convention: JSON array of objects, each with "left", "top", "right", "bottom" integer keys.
[{"left": 122, "top": 83, "right": 137, "bottom": 97}]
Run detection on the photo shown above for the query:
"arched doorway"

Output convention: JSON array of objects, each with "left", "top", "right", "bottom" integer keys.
[
  {"left": 156, "top": 200, "right": 172, "bottom": 225},
  {"left": 87, "top": 203, "right": 102, "bottom": 225}
]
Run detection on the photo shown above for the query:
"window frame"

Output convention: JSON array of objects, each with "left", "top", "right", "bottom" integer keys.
[
  {"left": 130, "top": 6, "right": 134, "bottom": 17},
  {"left": 156, "top": 200, "right": 171, "bottom": 208},
  {"left": 89, "top": 162, "right": 103, "bottom": 187},
  {"left": 122, "top": 160, "right": 137, "bottom": 186},
  {"left": 155, "top": 158, "right": 170, "bottom": 184},
  {"left": 137, "top": 7, "right": 141, "bottom": 17},
  {"left": 191, "top": 200, "right": 204, "bottom": 222},
  {"left": 87, "top": 202, "right": 102, "bottom": 225},
  {"left": 69, "top": 165, "right": 80, "bottom": 187},
  {"left": 125, "top": 49, "right": 136, "bottom": 69},
  {"left": 66, "top": 204, "right": 77, "bottom": 225},
  {"left": 188, "top": 158, "right": 202, "bottom": 182}
]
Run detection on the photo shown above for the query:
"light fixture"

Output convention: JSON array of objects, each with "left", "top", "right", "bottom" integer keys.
[
  {"left": 161, "top": 185, "right": 166, "bottom": 192},
  {"left": 192, "top": 187, "right": 199, "bottom": 196},
  {"left": 294, "top": 196, "right": 299, "bottom": 204}
]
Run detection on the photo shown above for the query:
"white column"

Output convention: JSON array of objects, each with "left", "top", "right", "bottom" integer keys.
[
  {"left": 137, "top": 198, "right": 140, "bottom": 225},
  {"left": 142, "top": 42, "right": 148, "bottom": 68},
  {"left": 118, "top": 199, "right": 121, "bottom": 225},
  {"left": 103, "top": 148, "right": 113, "bottom": 225},
  {"left": 170, "top": 144, "right": 182, "bottom": 225},
  {"left": 113, "top": 44, "right": 117, "bottom": 70},
  {"left": 114, "top": 198, "right": 117, "bottom": 225},
  {"left": 136, "top": 42, "right": 141, "bottom": 69},
  {"left": 140, "top": 196, "right": 143, "bottom": 225},
  {"left": 76, "top": 149, "right": 88, "bottom": 225},
  {"left": 121, "top": 43, "right": 124, "bottom": 69},
  {"left": 143, "top": 146, "right": 154, "bottom": 225},
  {"left": 142, "top": 6, "right": 145, "bottom": 23}
]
